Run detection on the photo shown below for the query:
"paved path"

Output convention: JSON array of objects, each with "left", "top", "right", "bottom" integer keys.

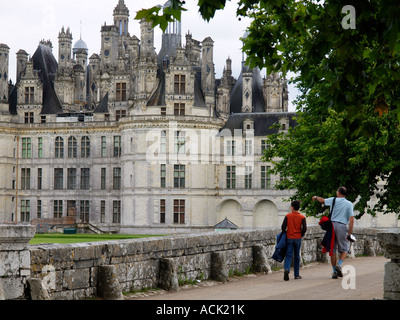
[{"left": 127, "top": 256, "right": 387, "bottom": 300}]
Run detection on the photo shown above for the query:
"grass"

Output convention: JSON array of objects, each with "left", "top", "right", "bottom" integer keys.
[{"left": 29, "top": 233, "right": 165, "bottom": 245}]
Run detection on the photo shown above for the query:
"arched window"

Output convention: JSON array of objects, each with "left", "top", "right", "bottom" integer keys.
[
  {"left": 81, "top": 136, "right": 91, "bottom": 158},
  {"left": 55, "top": 137, "right": 64, "bottom": 158},
  {"left": 68, "top": 137, "right": 77, "bottom": 158}
]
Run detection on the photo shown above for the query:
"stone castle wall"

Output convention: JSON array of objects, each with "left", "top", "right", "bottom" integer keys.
[{"left": 29, "top": 226, "right": 383, "bottom": 300}]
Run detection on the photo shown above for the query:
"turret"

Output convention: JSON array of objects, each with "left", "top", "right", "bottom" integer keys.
[
  {"left": 58, "top": 27, "right": 73, "bottom": 69},
  {"left": 0, "top": 44, "right": 10, "bottom": 103},
  {"left": 16, "top": 49, "right": 29, "bottom": 83},
  {"left": 113, "top": 0, "right": 130, "bottom": 36}
]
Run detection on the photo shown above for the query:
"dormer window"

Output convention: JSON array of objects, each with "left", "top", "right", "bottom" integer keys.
[{"left": 24, "top": 87, "right": 34, "bottom": 104}]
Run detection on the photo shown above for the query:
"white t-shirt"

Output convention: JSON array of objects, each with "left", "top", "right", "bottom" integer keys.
[{"left": 325, "top": 197, "right": 354, "bottom": 224}]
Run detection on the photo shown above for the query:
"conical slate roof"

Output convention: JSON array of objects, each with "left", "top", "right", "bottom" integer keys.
[{"left": 214, "top": 217, "right": 238, "bottom": 230}]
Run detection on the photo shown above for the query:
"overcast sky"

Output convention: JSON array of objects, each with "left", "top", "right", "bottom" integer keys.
[{"left": 1, "top": 0, "right": 296, "bottom": 111}]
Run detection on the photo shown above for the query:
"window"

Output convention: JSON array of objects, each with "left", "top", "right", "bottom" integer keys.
[
  {"left": 160, "top": 199, "right": 166, "bottom": 223},
  {"left": 68, "top": 137, "right": 77, "bottom": 158},
  {"left": 67, "top": 168, "right": 77, "bottom": 190},
  {"left": 160, "top": 131, "right": 167, "bottom": 154},
  {"left": 226, "top": 140, "right": 235, "bottom": 156},
  {"left": 161, "top": 107, "right": 166, "bottom": 115},
  {"left": 174, "top": 75, "right": 186, "bottom": 94},
  {"left": 54, "top": 168, "right": 63, "bottom": 190},
  {"left": 80, "top": 200, "right": 90, "bottom": 223},
  {"left": 174, "top": 165, "right": 185, "bottom": 188},
  {"left": 37, "top": 168, "right": 42, "bottom": 190},
  {"left": 160, "top": 164, "right": 166, "bottom": 188},
  {"left": 114, "top": 136, "right": 121, "bottom": 157},
  {"left": 21, "top": 168, "right": 31, "bottom": 190},
  {"left": 116, "top": 82, "right": 127, "bottom": 101},
  {"left": 20, "top": 200, "right": 30, "bottom": 222},
  {"left": 55, "top": 137, "right": 64, "bottom": 158},
  {"left": 37, "top": 200, "right": 42, "bottom": 219},
  {"left": 101, "top": 136, "right": 107, "bottom": 158},
  {"left": 245, "top": 140, "right": 253, "bottom": 156},
  {"left": 81, "top": 168, "right": 90, "bottom": 190},
  {"left": 261, "top": 166, "right": 271, "bottom": 189},
  {"left": 113, "top": 167, "right": 121, "bottom": 190},
  {"left": 24, "top": 87, "right": 34, "bottom": 104},
  {"left": 41, "top": 116, "right": 46, "bottom": 123},
  {"left": 54, "top": 200, "right": 63, "bottom": 218},
  {"left": 245, "top": 166, "right": 253, "bottom": 189},
  {"left": 173, "top": 199, "right": 185, "bottom": 224},
  {"left": 174, "top": 131, "right": 185, "bottom": 154},
  {"left": 22, "top": 138, "right": 31, "bottom": 158},
  {"left": 101, "top": 168, "right": 106, "bottom": 190},
  {"left": 38, "top": 137, "right": 43, "bottom": 158},
  {"left": 116, "top": 109, "right": 126, "bottom": 121},
  {"left": 113, "top": 200, "right": 121, "bottom": 223},
  {"left": 261, "top": 140, "right": 270, "bottom": 153},
  {"left": 81, "top": 136, "right": 90, "bottom": 158},
  {"left": 174, "top": 103, "right": 185, "bottom": 116},
  {"left": 24, "top": 112, "right": 34, "bottom": 123},
  {"left": 226, "top": 166, "right": 236, "bottom": 189},
  {"left": 101, "top": 201, "right": 106, "bottom": 223}
]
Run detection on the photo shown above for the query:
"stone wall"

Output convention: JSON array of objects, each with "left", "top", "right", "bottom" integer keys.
[{"left": 29, "top": 226, "right": 383, "bottom": 300}]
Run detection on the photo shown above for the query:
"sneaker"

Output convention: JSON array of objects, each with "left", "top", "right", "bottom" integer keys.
[
  {"left": 332, "top": 272, "right": 338, "bottom": 279},
  {"left": 334, "top": 265, "right": 343, "bottom": 277},
  {"left": 295, "top": 276, "right": 302, "bottom": 280},
  {"left": 284, "top": 270, "right": 289, "bottom": 281}
]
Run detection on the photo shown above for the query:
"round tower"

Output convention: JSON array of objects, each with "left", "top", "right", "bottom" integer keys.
[{"left": 16, "top": 49, "right": 29, "bottom": 83}]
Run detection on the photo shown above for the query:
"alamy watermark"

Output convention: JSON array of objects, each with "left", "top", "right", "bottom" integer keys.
[
  {"left": 341, "top": 265, "right": 356, "bottom": 290},
  {"left": 342, "top": 5, "right": 356, "bottom": 30}
]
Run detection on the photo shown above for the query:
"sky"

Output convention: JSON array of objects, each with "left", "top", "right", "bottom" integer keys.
[{"left": 1, "top": 0, "right": 297, "bottom": 111}]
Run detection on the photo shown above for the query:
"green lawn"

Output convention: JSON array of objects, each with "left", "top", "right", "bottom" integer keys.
[{"left": 30, "top": 233, "right": 165, "bottom": 245}]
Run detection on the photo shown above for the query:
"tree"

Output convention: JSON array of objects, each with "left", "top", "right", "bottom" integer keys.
[{"left": 136, "top": 1, "right": 400, "bottom": 218}]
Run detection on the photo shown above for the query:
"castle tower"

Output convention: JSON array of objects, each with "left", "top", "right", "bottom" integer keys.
[
  {"left": 0, "top": 44, "right": 10, "bottom": 103},
  {"left": 242, "top": 67, "right": 253, "bottom": 113},
  {"left": 100, "top": 24, "right": 119, "bottom": 70},
  {"left": 16, "top": 49, "right": 29, "bottom": 83},
  {"left": 140, "top": 18, "right": 156, "bottom": 58},
  {"left": 113, "top": 0, "right": 130, "bottom": 36},
  {"left": 58, "top": 27, "right": 73, "bottom": 69},
  {"left": 201, "top": 37, "right": 215, "bottom": 107},
  {"left": 263, "top": 72, "right": 289, "bottom": 112}
]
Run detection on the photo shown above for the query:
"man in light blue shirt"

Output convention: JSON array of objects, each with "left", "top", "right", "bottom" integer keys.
[{"left": 313, "top": 186, "right": 354, "bottom": 279}]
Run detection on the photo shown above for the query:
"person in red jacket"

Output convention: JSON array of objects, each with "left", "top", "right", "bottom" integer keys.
[{"left": 281, "top": 200, "right": 307, "bottom": 281}]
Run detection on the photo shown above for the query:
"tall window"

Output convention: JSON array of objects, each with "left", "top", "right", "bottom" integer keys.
[
  {"left": 113, "top": 200, "right": 121, "bottom": 223},
  {"left": 68, "top": 137, "right": 77, "bottom": 158},
  {"left": 21, "top": 168, "right": 31, "bottom": 190},
  {"left": 174, "top": 103, "right": 185, "bottom": 116},
  {"left": 38, "top": 137, "right": 43, "bottom": 158},
  {"left": 55, "top": 137, "right": 64, "bottom": 158},
  {"left": 160, "top": 164, "right": 166, "bottom": 188},
  {"left": 81, "top": 168, "right": 90, "bottom": 190},
  {"left": 160, "top": 131, "right": 167, "bottom": 154},
  {"left": 24, "top": 87, "right": 34, "bottom": 104},
  {"left": 160, "top": 199, "right": 166, "bottom": 224},
  {"left": 173, "top": 199, "right": 185, "bottom": 224},
  {"left": 101, "top": 168, "right": 106, "bottom": 190},
  {"left": 245, "top": 166, "right": 253, "bottom": 189},
  {"left": 37, "top": 200, "right": 42, "bottom": 219},
  {"left": 54, "top": 200, "right": 63, "bottom": 218},
  {"left": 116, "top": 82, "right": 127, "bottom": 101},
  {"left": 114, "top": 136, "right": 121, "bottom": 157},
  {"left": 81, "top": 136, "right": 90, "bottom": 158},
  {"left": 80, "top": 200, "right": 90, "bottom": 223},
  {"left": 101, "top": 201, "right": 106, "bottom": 223},
  {"left": 20, "top": 200, "right": 30, "bottom": 222},
  {"left": 22, "top": 138, "right": 31, "bottom": 158},
  {"left": 113, "top": 167, "right": 121, "bottom": 190},
  {"left": 261, "top": 140, "right": 270, "bottom": 153},
  {"left": 245, "top": 139, "right": 253, "bottom": 156},
  {"left": 174, "top": 131, "right": 185, "bottom": 154},
  {"left": 226, "top": 140, "right": 235, "bottom": 156},
  {"left": 54, "top": 168, "right": 63, "bottom": 190},
  {"left": 37, "top": 168, "right": 42, "bottom": 190},
  {"left": 101, "top": 136, "right": 107, "bottom": 158},
  {"left": 174, "top": 75, "right": 186, "bottom": 94},
  {"left": 226, "top": 166, "right": 236, "bottom": 189},
  {"left": 67, "top": 168, "right": 77, "bottom": 190},
  {"left": 174, "top": 165, "right": 185, "bottom": 188},
  {"left": 261, "top": 166, "right": 271, "bottom": 189},
  {"left": 24, "top": 112, "right": 34, "bottom": 123}
]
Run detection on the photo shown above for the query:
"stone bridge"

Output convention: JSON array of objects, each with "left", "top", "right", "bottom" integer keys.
[{"left": 0, "top": 224, "right": 399, "bottom": 300}]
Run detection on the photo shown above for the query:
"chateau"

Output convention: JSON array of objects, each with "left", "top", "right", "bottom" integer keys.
[{"left": 0, "top": 0, "right": 298, "bottom": 233}]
